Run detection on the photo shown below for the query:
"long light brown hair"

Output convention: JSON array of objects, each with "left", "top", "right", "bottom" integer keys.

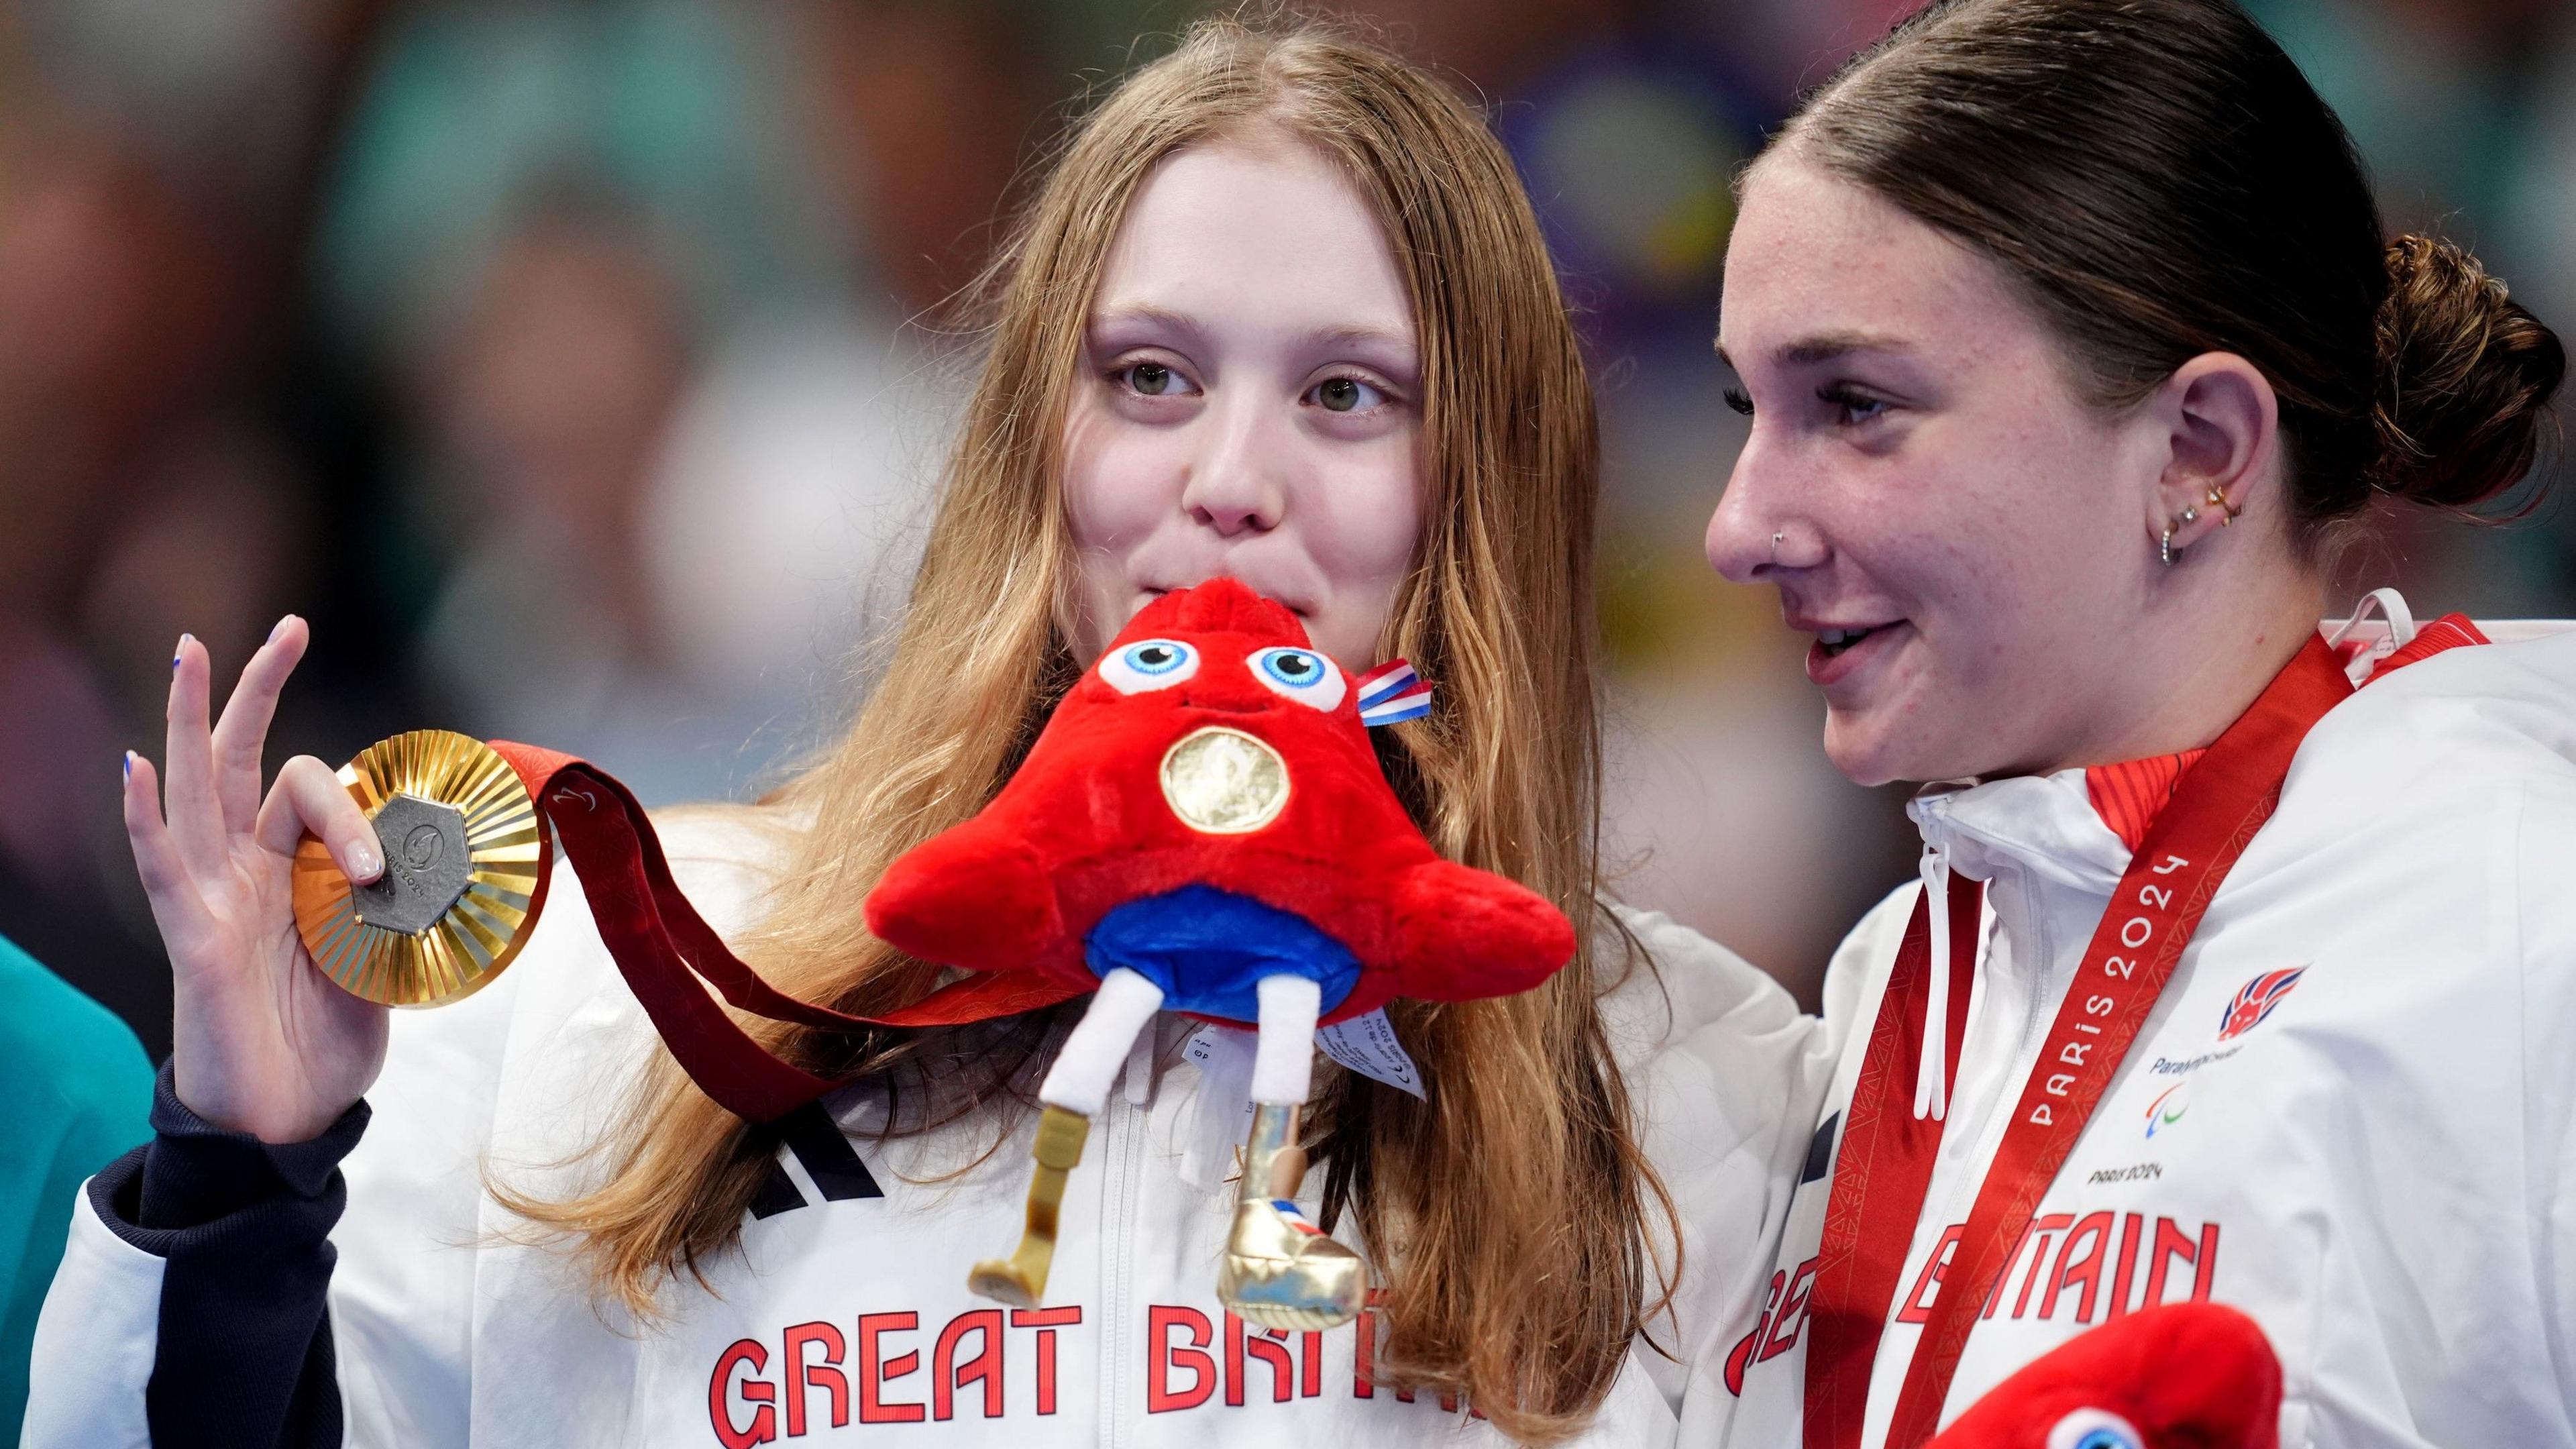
[{"left": 504, "top": 16, "right": 1670, "bottom": 1440}]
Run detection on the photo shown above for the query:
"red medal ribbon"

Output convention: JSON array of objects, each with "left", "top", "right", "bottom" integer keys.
[
  {"left": 488, "top": 743, "right": 1085, "bottom": 1123},
  {"left": 1802, "top": 635, "right": 2355, "bottom": 1448},
  {"left": 1801, "top": 873, "right": 1988, "bottom": 1449}
]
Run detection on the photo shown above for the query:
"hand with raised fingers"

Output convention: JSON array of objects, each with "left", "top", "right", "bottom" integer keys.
[{"left": 123, "top": 618, "right": 390, "bottom": 1143}]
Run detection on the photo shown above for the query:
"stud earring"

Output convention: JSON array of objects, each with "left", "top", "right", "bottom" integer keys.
[{"left": 2161, "top": 506, "right": 2200, "bottom": 568}]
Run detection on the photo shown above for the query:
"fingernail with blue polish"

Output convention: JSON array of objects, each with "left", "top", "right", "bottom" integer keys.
[
  {"left": 122, "top": 751, "right": 134, "bottom": 781},
  {"left": 172, "top": 634, "right": 193, "bottom": 670}
]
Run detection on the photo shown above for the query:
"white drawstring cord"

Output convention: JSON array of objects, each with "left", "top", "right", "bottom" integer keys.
[
  {"left": 1913, "top": 843, "right": 1951, "bottom": 1122},
  {"left": 2324, "top": 587, "right": 2420, "bottom": 686}
]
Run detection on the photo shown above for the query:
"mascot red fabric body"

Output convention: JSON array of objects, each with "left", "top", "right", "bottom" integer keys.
[
  {"left": 861, "top": 578, "right": 1576, "bottom": 1328},
  {"left": 1929, "top": 1303, "right": 2282, "bottom": 1449},
  {"left": 864, "top": 576, "right": 1572, "bottom": 1023}
]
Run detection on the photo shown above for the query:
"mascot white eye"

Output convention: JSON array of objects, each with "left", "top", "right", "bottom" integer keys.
[
  {"left": 1101, "top": 639, "right": 1199, "bottom": 694},
  {"left": 2045, "top": 1408, "right": 2144, "bottom": 1449},
  {"left": 1248, "top": 647, "right": 1346, "bottom": 710}
]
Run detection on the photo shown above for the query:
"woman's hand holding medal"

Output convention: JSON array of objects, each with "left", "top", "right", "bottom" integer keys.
[{"left": 121, "top": 619, "right": 389, "bottom": 1144}]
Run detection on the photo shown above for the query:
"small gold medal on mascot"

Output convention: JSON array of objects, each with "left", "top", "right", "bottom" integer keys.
[
  {"left": 1160, "top": 727, "right": 1291, "bottom": 834},
  {"left": 290, "top": 730, "right": 549, "bottom": 1006}
]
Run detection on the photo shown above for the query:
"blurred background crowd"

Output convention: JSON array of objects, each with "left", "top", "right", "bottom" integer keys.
[{"left": 3, "top": 0, "right": 2569, "bottom": 1058}]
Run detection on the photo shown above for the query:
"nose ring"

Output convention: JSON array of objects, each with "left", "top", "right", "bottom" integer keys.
[{"left": 1771, "top": 530, "right": 1785, "bottom": 564}]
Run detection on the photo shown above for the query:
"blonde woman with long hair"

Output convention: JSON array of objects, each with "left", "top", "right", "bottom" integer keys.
[{"left": 32, "top": 19, "right": 1811, "bottom": 1448}]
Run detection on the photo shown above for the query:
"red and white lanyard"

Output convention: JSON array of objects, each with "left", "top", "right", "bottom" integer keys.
[{"left": 1800, "top": 636, "right": 2357, "bottom": 1449}]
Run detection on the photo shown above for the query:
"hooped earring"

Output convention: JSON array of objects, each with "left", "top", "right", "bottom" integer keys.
[{"left": 2206, "top": 485, "right": 2242, "bottom": 525}]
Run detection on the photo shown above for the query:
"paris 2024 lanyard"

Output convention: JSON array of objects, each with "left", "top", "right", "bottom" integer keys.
[{"left": 1801, "top": 635, "right": 2357, "bottom": 1449}]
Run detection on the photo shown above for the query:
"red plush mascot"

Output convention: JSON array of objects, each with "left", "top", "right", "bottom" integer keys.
[
  {"left": 863, "top": 578, "right": 1576, "bottom": 1328},
  {"left": 1927, "top": 1303, "right": 2282, "bottom": 1449}
]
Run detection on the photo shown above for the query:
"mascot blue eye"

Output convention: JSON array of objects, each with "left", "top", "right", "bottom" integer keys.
[
  {"left": 1262, "top": 650, "right": 1322, "bottom": 685},
  {"left": 1128, "top": 643, "right": 1187, "bottom": 674},
  {"left": 1249, "top": 647, "right": 1346, "bottom": 711},
  {"left": 1101, "top": 639, "right": 1199, "bottom": 694},
  {"left": 2045, "top": 1409, "right": 2143, "bottom": 1449}
]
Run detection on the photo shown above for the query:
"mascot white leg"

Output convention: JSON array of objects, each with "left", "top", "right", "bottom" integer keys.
[
  {"left": 1218, "top": 973, "right": 1367, "bottom": 1330},
  {"left": 969, "top": 967, "right": 1165, "bottom": 1306}
]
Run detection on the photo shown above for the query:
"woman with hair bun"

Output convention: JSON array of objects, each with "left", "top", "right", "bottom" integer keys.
[{"left": 1695, "top": 0, "right": 2575, "bottom": 1444}]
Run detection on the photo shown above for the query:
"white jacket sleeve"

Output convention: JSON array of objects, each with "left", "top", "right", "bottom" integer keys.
[
  {"left": 1605, "top": 908, "right": 1835, "bottom": 1436},
  {"left": 2521, "top": 777, "right": 2576, "bottom": 1415},
  {"left": 21, "top": 1187, "right": 163, "bottom": 1448},
  {"left": 20, "top": 913, "right": 531, "bottom": 1449}
]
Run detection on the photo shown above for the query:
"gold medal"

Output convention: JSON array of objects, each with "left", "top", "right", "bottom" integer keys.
[
  {"left": 290, "top": 730, "right": 550, "bottom": 1006},
  {"left": 1159, "top": 726, "right": 1291, "bottom": 835}
]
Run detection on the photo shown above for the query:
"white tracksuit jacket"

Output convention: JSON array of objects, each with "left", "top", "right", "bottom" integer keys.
[
  {"left": 1690, "top": 620, "right": 2576, "bottom": 1448},
  {"left": 37, "top": 614, "right": 2565, "bottom": 1449},
  {"left": 22, "top": 815, "right": 1821, "bottom": 1448}
]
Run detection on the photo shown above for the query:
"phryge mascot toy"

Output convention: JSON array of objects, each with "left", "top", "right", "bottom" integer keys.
[
  {"left": 1927, "top": 1303, "right": 2282, "bottom": 1449},
  {"left": 863, "top": 578, "right": 1576, "bottom": 1330}
]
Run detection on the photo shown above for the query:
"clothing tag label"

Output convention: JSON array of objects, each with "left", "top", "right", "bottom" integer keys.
[
  {"left": 1317, "top": 1010, "right": 1426, "bottom": 1099},
  {"left": 1181, "top": 1026, "right": 1227, "bottom": 1067}
]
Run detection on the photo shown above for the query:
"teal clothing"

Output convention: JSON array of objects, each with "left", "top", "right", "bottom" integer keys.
[{"left": 0, "top": 935, "right": 152, "bottom": 1435}]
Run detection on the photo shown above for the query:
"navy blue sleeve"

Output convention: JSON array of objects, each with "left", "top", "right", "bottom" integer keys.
[{"left": 85, "top": 1063, "right": 370, "bottom": 1449}]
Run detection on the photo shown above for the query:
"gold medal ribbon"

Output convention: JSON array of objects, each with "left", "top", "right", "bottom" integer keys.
[{"left": 294, "top": 732, "right": 1083, "bottom": 1121}]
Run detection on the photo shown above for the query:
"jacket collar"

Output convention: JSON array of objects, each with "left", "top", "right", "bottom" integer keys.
[
  {"left": 1907, "top": 769, "right": 2132, "bottom": 900},
  {"left": 1903, "top": 594, "right": 2485, "bottom": 896}
]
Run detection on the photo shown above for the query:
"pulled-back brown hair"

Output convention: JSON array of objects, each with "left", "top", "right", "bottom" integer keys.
[
  {"left": 1780, "top": 0, "right": 2565, "bottom": 547},
  {"left": 499, "top": 15, "right": 1671, "bottom": 1442}
]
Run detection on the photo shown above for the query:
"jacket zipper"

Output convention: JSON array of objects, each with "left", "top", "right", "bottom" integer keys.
[
  {"left": 1929, "top": 857, "right": 2069, "bottom": 1237},
  {"left": 1913, "top": 800, "right": 2059, "bottom": 1133},
  {"left": 1099, "top": 1046, "right": 1151, "bottom": 1448}
]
